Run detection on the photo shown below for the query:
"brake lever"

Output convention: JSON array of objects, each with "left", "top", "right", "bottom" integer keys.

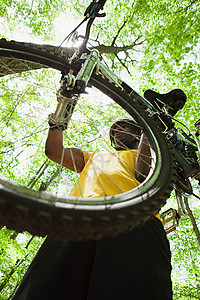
[{"left": 84, "top": 0, "right": 106, "bottom": 19}]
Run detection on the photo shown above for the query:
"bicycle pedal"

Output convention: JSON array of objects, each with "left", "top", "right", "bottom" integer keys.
[{"left": 160, "top": 208, "right": 180, "bottom": 234}]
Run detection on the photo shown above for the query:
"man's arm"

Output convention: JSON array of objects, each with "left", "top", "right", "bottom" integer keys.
[
  {"left": 135, "top": 133, "right": 151, "bottom": 183},
  {"left": 45, "top": 129, "right": 85, "bottom": 173}
]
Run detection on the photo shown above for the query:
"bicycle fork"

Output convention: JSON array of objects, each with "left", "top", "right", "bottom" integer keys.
[{"left": 51, "top": 49, "right": 100, "bottom": 127}]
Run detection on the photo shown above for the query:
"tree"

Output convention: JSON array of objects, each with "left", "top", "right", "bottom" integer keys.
[
  {"left": 168, "top": 202, "right": 200, "bottom": 299},
  {"left": 0, "top": 0, "right": 68, "bottom": 39},
  {"left": 0, "top": 228, "right": 44, "bottom": 299},
  {"left": 0, "top": 0, "right": 200, "bottom": 298}
]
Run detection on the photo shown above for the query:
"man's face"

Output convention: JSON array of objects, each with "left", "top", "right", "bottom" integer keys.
[{"left": 112, "top": 121, "right": 140, "bottom": 150}]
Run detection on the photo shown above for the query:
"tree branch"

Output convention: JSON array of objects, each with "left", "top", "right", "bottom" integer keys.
[
  {"left": 111, "top": 19, "right": 127, "bottom": 46},
  {"left": 115, "top": 54, "right": 133, "bottom": 76},
  {"left": 93, "top": 36, "right": 144, "bottom": 55}
]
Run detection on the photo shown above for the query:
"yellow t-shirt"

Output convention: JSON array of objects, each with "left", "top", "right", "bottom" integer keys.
[
  {"left": 70, "top": 149, "right": 161, "bottom": 221},
  {"left": 70, "top": 150, "right": 140, "bottom": 198}
]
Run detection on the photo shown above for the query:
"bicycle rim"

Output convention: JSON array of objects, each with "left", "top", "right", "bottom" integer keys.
[{"left": 0, "top": 39, "right": 175, "bottom": 240}]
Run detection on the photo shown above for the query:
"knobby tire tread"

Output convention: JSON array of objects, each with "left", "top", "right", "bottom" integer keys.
[{"left": 0, "top": 39, "right": 175, "bottom": 240}]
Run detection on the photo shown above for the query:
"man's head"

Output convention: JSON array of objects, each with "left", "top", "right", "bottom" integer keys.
[{"left": 109, "top": 117, "right": 141, "bottom": 150}]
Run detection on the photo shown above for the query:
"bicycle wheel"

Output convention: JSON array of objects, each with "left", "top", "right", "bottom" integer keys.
[{"left": 0, "top": 39, "right": 175, "bottom": 240}]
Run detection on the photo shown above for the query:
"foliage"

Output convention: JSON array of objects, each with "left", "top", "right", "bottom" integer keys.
[
  {"left": 0, "top": 227, "right": 44, "bottom": 299},
  {"left": 0, "top": 0, "right": 200, "bottom": 299},
  {"left": 168, "top": 204, "right": 200, "bottom": 299},
  {"left": 0, "top": 0, "right": 69, "bottom": 39}
]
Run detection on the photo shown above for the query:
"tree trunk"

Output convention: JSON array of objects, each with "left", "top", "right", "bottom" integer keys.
[{"left": 184, "top": 197, "right": 200, "bottom": 249}]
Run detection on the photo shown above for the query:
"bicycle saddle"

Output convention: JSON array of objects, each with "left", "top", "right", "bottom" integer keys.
[{"left": 144, "top": 89, "right": 186, "bottom": 116}]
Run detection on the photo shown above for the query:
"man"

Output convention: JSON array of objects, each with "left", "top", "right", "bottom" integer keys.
[
  {"left": 13, "top": 89, "right": 172, "bottom": 300},
  {"left": 45, "top": 117, "right": 150, "bottom": 198}
]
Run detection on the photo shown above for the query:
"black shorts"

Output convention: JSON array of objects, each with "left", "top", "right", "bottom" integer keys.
[{"left": 12, "top": 217, "right": 172, "bottom": 300}]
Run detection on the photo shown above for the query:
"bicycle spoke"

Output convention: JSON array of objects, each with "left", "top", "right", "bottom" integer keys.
[{"left": 0, "top": 41, "right": 174, "bottom": 239}]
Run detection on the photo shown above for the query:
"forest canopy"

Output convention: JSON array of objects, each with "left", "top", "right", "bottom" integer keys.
[{"left": 0, "top": 0, "right": 200, "bottom": 299}]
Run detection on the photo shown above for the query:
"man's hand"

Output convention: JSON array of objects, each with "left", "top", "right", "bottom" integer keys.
[
  {"left": 48, "top": 76, "right": 78, "bottom": 131},
  {"left": 48, "top": 112, "right": 69, "bottom": 131}
]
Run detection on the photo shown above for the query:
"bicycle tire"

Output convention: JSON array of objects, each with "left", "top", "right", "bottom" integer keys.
[{"left": 0, "top": 39, "right": 175, "bottom": 240}]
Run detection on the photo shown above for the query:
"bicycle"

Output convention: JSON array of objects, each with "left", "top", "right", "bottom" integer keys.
[{"left": 0, "top": 0, "right": 199, "bottom": 241}]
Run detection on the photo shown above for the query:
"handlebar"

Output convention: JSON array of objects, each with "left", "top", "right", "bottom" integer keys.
[
  {"left": 84, "top": 0, "right": 107, "bottom": 19},
  {"left": 82, "top": 0, "right": 107, "bottom": 50},
  {"left": 58, "top": 0, "right": 107, "bottom": 52}
]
